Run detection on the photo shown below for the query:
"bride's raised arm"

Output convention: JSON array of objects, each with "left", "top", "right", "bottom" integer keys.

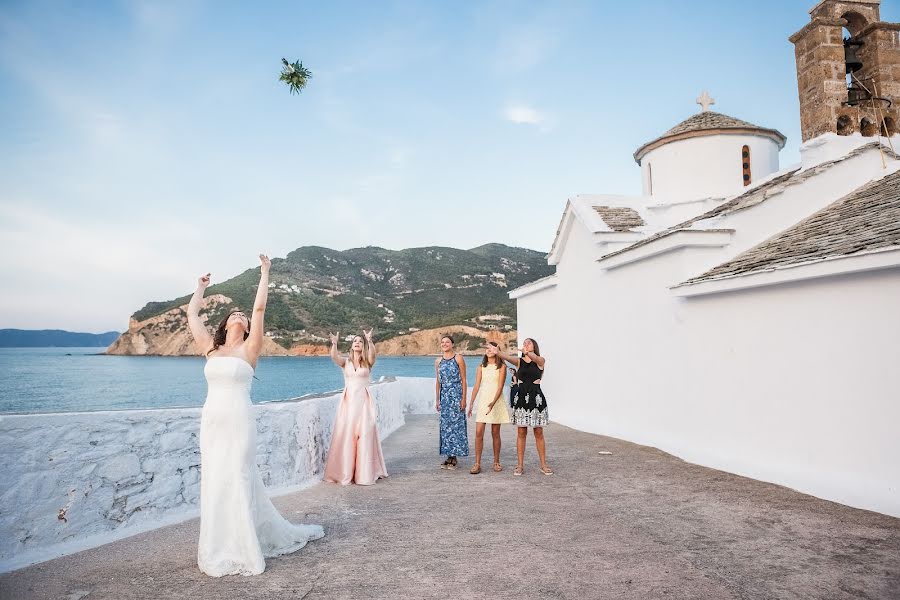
[
  {"left": 187, "top": 273, "right": 214, "bottom": 355},
  {"left": 244, "top": 254, "right": 270, "bottom": 364}
]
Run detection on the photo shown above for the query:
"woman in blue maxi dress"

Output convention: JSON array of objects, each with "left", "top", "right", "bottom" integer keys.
[{"left": 435, "top": 335, "right": 468, "bottom": 469}]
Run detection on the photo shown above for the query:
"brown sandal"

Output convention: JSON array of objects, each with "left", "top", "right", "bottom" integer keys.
[
  {"left": 540, "top": 465, "right": 554, "bottom": 475},
  {"left": 493, "top": 462, "right": 503, "bottom": 472},
  {"left": 470, "top": 464, "right": 481, "bottom": 474},
  {"left": 513, "top": 466, "right": 524, "bottom": 476}
]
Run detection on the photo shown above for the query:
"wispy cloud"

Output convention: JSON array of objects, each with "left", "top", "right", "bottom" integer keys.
[{"left": 504, "top": 104, "right": 555, "bottom": 132}]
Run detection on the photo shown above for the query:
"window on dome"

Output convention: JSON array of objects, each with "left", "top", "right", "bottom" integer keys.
[{"left": 741, "top": 146, "right": 751, "bottom": 187}]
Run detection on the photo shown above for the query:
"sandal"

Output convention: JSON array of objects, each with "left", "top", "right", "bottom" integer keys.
[
  {"left": 513, "top": 466, "right": 524, "bottom": 476},
  {"left": 469, "top": 464, "right": 481, "bottom": 475},
  {"left": 493, "top": 463, "right": 503, "bottom": 472},
  {"left": 540, "top": 465, "right": 554, "bottom": 475},
  {"left": 447, "top": 457, "right": 458, "bottom": 470},
  {"left": 439, "top": 459, "right": 450, "bottom": 469}
]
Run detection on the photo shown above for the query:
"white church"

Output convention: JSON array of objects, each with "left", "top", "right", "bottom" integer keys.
[{"left": 510, "top": 0, "right": 900, "bottom": 517}]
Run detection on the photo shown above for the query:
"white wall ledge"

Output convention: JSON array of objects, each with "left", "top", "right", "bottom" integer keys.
[
  {"left": 597, "top": 229, "right": 734, "bottom": 270},
  {"left": 508, "top": 275, "right": 558, "bottom": 300},
  {"left": 671, "top": 246, "right": 900, "bottom": 297}
]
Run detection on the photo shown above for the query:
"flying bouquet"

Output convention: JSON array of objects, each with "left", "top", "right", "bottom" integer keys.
[{"left": 279, "top": 58, "right": 312, "bottom": 95}]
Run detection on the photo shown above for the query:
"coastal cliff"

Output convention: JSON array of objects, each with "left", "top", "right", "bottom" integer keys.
[
  {"left": 106, "top": 294, "right": 290, "bottom": 356},
  {"left": 108, "top": 244, "right": 551, "bottom": 356}
]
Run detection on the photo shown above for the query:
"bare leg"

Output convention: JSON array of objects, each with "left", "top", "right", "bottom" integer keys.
[
  {"left": 516, "top": 426, "right": 528, "bottom": 472},
  {"left": 474, "top": 422, "right": 485, "bottom": 468},
  {"left": 534, "top": 427, "right": 551, "bottom": 472},
  {"left": 491, "top": 424, "right": 502, "bottom": 465}
]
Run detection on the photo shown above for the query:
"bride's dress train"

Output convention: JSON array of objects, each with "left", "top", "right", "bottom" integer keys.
[{"left": 198, "top": 356, "right": 324, "bottom": 577}]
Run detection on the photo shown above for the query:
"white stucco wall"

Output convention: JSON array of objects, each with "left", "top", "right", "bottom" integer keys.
[
  {"left": 0, "top": 376, "right": 437, "bottom": 572},
  {"left": 641, "top": 134, "right": 781, "bottom": 201},
  {"left": 517, "top": 211, "right": 900, "bottom": 517}
]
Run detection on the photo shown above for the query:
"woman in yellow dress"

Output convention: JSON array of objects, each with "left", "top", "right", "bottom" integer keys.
[{"left": 467, "top": 342, "right": 509, "bottom": 474}]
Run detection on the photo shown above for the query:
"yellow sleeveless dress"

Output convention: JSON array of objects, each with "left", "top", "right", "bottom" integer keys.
[{"left": 474, "top": 364, "right": 510, "bottom": 424}]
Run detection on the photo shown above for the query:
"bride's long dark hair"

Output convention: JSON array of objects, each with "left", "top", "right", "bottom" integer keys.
[{"left": 207, "top": 309, "right": 250, "bottom": 356}]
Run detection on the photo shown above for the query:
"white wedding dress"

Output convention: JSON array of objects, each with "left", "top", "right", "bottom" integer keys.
[{"left": 198, "top": 356, "right": 324, "bottom": 577}]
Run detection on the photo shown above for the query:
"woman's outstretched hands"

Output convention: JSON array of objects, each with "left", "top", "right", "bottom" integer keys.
[
  {"left": 363, "top": 328, "right": 374, "bottom": 343},
  {"left": 329, "top": 332, "right": 339, "bottom": 347},
  {"left": 198, "top": 273, "right": 211, "bottom": 289},
  {"left": 259, "top": 254, "right": 271, "bottom": 272}
]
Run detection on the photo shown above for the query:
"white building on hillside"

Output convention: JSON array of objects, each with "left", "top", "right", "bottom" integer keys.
[{"left": 511, "top": 0, "right": 900, "bottom": 517}]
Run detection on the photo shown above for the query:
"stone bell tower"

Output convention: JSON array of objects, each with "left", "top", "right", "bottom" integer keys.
[{"left": 789, "top": 0, "right": 900, "bottom": 141}]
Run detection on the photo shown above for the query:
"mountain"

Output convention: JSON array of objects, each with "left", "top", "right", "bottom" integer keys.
[
  {"left": 107, "top": 244, "right": 553, "bottom": 356},
  {"left": 0, "top": 329, "right": 121, "bottom": 348}
]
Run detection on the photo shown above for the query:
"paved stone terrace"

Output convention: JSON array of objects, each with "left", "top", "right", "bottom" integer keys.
[{"left": 2, "top": 415, "right": 898, "bottom": 599}]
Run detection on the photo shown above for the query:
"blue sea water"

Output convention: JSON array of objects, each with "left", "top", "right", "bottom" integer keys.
[{"left": 0, "top": 348, "right": 486, "bottom": 414}]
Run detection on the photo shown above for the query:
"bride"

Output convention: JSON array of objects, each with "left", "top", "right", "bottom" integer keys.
[{"left": 187, "top": 254, "right": 324, "bottom": 577}]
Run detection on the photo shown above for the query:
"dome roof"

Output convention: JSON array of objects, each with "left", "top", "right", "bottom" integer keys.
[{"left": 634, "top": 111, "right": 787, "bottom": 164}]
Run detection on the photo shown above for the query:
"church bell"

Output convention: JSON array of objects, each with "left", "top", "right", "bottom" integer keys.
[{"left": 844, "top": 38, "right": 863, "bottom": 73}]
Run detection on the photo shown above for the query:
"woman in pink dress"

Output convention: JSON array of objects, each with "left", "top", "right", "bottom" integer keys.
[{"left": 323, "top": 328, "right": 389, "bottom": 486}]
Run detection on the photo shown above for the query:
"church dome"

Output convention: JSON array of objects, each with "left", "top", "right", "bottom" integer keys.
[
  {"left": 634, "top": 111, "right": 786, "bottom": 163},
  {"left": 633, "top": 100, "right": 787, "bottom": 202}
]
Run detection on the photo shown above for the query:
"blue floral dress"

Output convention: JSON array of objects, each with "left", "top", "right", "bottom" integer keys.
[{"left": 438, "top": 355, "right": 469, "bottom": 457}]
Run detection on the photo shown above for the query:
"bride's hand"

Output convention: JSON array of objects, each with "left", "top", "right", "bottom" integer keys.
[
  {"left": 364, "top": 328, "right": 374, "bottom": 343},
  {"left": 329, "top": 332, "right": 339, "bottom": 346},
  {"left": 198, "top": 273, "right": 211, "bottom": 289},
  {"left": 259, "top": 254, "right": 271, "bottom": 272}
]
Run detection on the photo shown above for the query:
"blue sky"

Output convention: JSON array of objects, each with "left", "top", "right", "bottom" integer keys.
[{"left": 2, "top": 1, "right": 896, "bottom": 331}]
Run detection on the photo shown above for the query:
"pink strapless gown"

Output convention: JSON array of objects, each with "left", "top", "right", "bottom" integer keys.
[{"left": 324, "top": 359, "right": 388, "bottom": 485}]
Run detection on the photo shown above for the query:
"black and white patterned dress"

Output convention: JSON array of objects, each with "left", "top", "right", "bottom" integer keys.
[{"left": 512, "top": 358, "right": 548, "bottom": 427}]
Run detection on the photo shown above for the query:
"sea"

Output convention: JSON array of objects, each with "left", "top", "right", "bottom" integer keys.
[{"left": 0, "top": 348, "right": 486, "bottom": 415}]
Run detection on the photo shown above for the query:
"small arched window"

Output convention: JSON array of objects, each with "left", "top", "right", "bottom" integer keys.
[
  {"left": 837, "top": 114, "right": 853, "bottom": 136},
  {"left": 861, "top": 118, "right": 877, "bottom": 137},
  {"left": 741, "top": 145, "right": 751, "bottom": 187}
]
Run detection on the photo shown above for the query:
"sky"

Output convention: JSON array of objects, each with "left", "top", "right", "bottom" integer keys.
[{"left": 2, "top": 0, "right": 897, "bottom": 332}]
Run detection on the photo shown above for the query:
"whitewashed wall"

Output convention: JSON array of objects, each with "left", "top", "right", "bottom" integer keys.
[
  {"left": 517, "top": 192, "right": 900, "bottom": 518},
  {"left": 641, "top": 133, "right": 781, "bottom": 201},
  {"left": 0, "top": 376, "right": 436, "bottom": 572}
]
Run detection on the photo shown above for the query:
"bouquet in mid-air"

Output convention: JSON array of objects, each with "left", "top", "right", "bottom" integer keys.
[{"left": 279, "top": 58, "right": 312, "bottom": 95}]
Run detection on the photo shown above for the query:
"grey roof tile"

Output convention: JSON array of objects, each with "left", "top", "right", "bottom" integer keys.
[
  {"left": 682, "top": 169, "right": 900, "bottom": 284},
  {"left": 593, "top": 206, "right": 645, "bottom": 232}
]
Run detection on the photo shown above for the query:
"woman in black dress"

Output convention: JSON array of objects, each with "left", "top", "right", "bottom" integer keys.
[{"left": 496, "top": 338, "right": 552, "bottom": 476}]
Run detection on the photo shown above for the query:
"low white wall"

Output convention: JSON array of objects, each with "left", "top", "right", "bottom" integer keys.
[{"left": 0, "top": 376, "right": 436, "bottom": 572}]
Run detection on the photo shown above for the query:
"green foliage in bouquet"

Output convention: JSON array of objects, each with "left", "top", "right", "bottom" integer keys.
[{"left": 279, "top": 58, "right": 312, "bottom": 95}]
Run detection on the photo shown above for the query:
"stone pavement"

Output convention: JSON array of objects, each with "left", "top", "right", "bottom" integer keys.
[{"left": 1, "top": 415, "right": 898, "bottom": 599}]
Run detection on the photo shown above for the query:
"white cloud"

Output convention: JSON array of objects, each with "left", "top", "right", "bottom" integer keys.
[
  {"left": 505, "top": 104, "right": 544, "bottom": 125},
  {"left": 504, "top": 104, "right": 555, "bottom": 132}
]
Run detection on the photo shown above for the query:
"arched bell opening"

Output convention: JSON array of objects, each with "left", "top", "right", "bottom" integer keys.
[
  {"left": 841, "top": 11, "right": 869, "bottom": 37},
  {"left": 860, "top": 118, "right": 878, "bottom": 137},
  {"left": 882, "top": 117, "right": 897, "bottom": 137},
  {"left": 836, "top": 114, "right": 854, "bottom": 136}
]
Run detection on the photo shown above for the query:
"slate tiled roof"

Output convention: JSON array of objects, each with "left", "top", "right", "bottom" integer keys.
[
  {"left": 661, "top": 112, "right": 776, "bottom": 138},
  {"left": 593, "top": 206, "right": 645, "bottom": 232},
  {"left": 602, "top": 142, "right": 899, "bottom": 264},
  {"left": 634, "top": 111, "right": 786, "bottom": 162},
  {"left": 681, "top": 169, "right": 900, "bottom": 284}
]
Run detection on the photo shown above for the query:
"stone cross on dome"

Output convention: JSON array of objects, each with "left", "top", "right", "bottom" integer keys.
[{"left": 696, "top": 90, "right": 715, "bottom": 112}]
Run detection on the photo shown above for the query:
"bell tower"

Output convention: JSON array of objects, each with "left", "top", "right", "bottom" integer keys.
[{"left": 789, "top": 0, "right": 900, "bottom": 142}]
